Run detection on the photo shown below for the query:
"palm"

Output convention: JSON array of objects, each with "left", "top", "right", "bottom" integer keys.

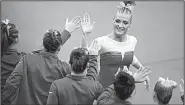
[
  {"left": 82, "top": 23, "right": 93, "bottom": 33},
  {"left": 81, "top": 13, "right": 95, "bottom": 35},
  {"left": 65, "top": 16, "right": 81, "bottom": 33},
  {"left": 133, "top": 66, "right": 151, "bottom": 83}
]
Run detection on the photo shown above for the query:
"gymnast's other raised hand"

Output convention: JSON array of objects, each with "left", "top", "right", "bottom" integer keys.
[
  {"left": 65, "top": 16, "right": 81, "bottom": 33},
  {"left": 81, "top": 13, "right": 96, "bottom": 36},
  {"left": 133, "top": 66, "right": 151, "bottom": 83}
]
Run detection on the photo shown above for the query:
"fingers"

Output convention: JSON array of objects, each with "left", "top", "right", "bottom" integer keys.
[
  {"left": 146, "top": 85, "right": 150, "bottom": 91},
  {"left": 83, "top": 14, "right": 86, "bottom": 23},
  {"left": 66, "top": 18, "right": 68, "bottom": 24},
  {"left": 137, "top": 66, "right": 143, "bottom": 73},
  {"left": 87, "top": 13, "right": 90, "bottom": 23},
  {"left": 70, "top": 16, "right": 81, "bottom": 28},
  {"left": 180, "top": 84, "right": 183, "bottom": 91},
  {"left": 82, "top": 13, "right": 88, "bottom": 24},
  {"left": 81, "top": 17, "right": 84, "bottom": 25},
  {"left": 145, "top": 80, "right": 150, "bottom": 91},
  {"left": 73, "top": 16, "right": 81, "bottom": 24},
  {"left": 115, "top": 67, "right": 121, "bottom": 76},
  {"left": 141, "top": 71, "right": 151, "bottom": 78},
  {"left": 140, "top": 66, "right": 150, "bottom": 73},
  {"left": 85, "top": 13, "right": 89, "bottom": 23},
  {"left": 70, "top": 16, "right": 81, "bottom": 25},
  {"left": 181, "top": 79, "right": 184, "bottom": 88},
  {"left": 140, "top": 66, "right": 151, "bottom": 77},
  {"left": 76, "top": 19, "right": 82, "bottom": 28},
  {"left": 182, "top": 79, "right": 184, "bottom": 84},
  {"left": 85, "top": 13, "right": 88, "bottom": 22},
  {"left": 117, "top": 67, "right": 121, "bottom": 73},
  {"left": 83, "top": 13, "right": 90, "bottom": 23},
  {"left": 140, "top": 66, "right": 149, "bottom": 72},
  {"left": 179, "top": 84, "right": 184, "bottom": 95},
  {"left": 74, "top": 16, "right": 81, "bottom": 21},
  {"left": 83, "top": 13, "right": 87, "bottom": 23}
]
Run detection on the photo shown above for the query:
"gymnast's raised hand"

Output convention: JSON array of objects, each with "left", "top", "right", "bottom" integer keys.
[
  {"left": 81, "top": 13, "right": 96, "bottom": 35},
  {"left": 115, "top": 66, "right": 151, "bottom": 84}
]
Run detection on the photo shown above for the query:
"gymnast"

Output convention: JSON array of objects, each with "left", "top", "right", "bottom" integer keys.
[{"left": 88, "top": 1, "right": 150, "bottom": 90}]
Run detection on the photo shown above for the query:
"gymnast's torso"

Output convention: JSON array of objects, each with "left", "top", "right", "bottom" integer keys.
[{"left": 89, "top": 35, "right": 137, "bottom": 88}]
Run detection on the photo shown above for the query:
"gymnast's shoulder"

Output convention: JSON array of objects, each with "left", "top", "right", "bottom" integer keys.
[
  {"left": 92, "top": 35, "right": 108, "bottom": 42},
  {"left": 127, "top": 34, "right": 137, "bottom": 43}
]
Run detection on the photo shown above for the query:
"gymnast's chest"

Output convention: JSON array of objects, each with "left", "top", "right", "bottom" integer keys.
[{"left": 99, "top": 40, "right": 135, "bottom": 57}]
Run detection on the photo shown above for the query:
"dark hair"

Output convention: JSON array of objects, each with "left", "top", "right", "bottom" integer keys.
[
  {"left": 154, "top": 81, "right": 173, "bottom": 104},
  {"left": 1, "top": 21, "right": 19, "bottom": 57},
  {"left": 122, "top": 1, "right": 136, "bottom": 6},
  {"left": 43, "top": 29, "right": 62, "bottom": 53},
  {"left": 69, "top": 48, "right": 89, "bottom": 74},
  {"left": 113, "top": 71, "right": 135, "bottom": 101}
]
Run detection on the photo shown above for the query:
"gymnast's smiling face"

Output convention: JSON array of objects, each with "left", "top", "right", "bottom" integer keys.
[{"left": 113, "top": 7, "right": 132, "bottom": 37}]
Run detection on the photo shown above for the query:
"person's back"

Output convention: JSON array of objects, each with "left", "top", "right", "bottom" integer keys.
[
  {"left": 12, "top": 50, "right": 70, "bottom": 104},
  {"left": 1, "top": 19, "right": 26, "bottom": 91},
  {"left": 1, "top": 49, "right": 25, "bottom": 90},
  {"left": 1, "top": 29, "right": 71, "bottom": 105},
  {"left": 52, "top": 75, "right": 101, "bottom": 104},
  {"left": 97, "top": 85, "right": 132, "bottom": 105},
  {"left": 46, "top": 47, "right": 104, "bottom": 105},
  {"left": 97, "top": 71, "right": 135, "bottom": 105}
]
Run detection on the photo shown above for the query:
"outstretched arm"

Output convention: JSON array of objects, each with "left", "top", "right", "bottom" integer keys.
[
  {"left": 132, "top": 55, "right": 142, "bottom": 69},
  {"left": 80, "top": 13, "right": 96, "bottom": 48},
  {"left": 132, "top": 55, "right": 150, "bottom": 91},
  {"left": 80, "top": 13, "right": 98, "bottom": 81}
]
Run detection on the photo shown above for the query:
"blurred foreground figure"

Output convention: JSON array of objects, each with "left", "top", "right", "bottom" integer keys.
[
  {"left": 1, "top": 19, "right": 26, "bottom": 92},
  {"left": 153, "top": 77, "right": 177, "bottom": 105}
]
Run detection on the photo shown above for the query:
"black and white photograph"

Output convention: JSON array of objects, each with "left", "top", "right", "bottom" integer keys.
[{"left": 1, "top": 1, "right": 184, "bottom": 105}]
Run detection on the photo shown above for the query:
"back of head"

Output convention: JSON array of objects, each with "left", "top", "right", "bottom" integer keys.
[
  {"left": 43, "top": 29, "right": 62, "bottom": 53},
  {"left": 69, "top": 48, "right": 89, "bottom": 74},
  {"left": 154, "top": 77, "right": 176, "bottom": 104},
  {"left": 113, "top": 71, "right": 135, "bottom": 101},
  {"left": 1, "top": 19, "right": 19, "bottom": 57}
]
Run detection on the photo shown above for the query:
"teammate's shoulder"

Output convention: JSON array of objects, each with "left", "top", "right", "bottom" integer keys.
[
  {"left": 58, "top": 60, "right": 69, "bottom": 65},
  {"left": 30, "top": 49, "right": 43, "bottom": 54}
]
